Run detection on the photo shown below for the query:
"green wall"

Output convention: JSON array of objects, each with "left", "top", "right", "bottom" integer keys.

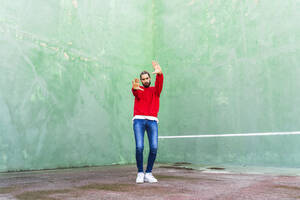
[
  {"left": 155, "top": 0, "right": 300, "bottom": 167},
  {"left": 1, "top": 0, "right": 300, "bottom": 172},
  {"left": 0, "top": 0, "right": 153, "bottom": 172}
]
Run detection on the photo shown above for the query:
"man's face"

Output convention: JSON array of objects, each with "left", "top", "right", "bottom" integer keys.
[{"left": 141, "top": 74, "right": 151, "bottom": 88}]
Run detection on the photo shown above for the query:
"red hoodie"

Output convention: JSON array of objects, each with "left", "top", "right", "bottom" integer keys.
[{"left": 132, "top": 74, "right": 164, "bottom": 117}]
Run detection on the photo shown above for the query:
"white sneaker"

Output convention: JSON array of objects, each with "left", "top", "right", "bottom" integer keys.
[
  {"left": 144, "top": 173, "right": 158, "bottom": 183},
  {"left": 136, "top": 172, "right": 145, "bottom": 184}
]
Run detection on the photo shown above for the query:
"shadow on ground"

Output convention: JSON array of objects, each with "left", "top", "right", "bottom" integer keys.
[{"left": 1, "top": 163, "right": 300, "bottom": 200}]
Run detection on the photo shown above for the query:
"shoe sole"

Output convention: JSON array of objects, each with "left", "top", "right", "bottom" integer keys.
[{"left": 144, "top": 180, "right": 158, "bottom": 183}]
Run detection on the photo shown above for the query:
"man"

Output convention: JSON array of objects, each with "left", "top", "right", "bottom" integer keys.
[{"left": 131, "top": 61, "right": 163, "bottom": 183}]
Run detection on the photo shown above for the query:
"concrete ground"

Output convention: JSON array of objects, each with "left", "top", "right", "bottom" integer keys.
[{"left": 1, "top": 163, "right": 300, "bottom": 200}]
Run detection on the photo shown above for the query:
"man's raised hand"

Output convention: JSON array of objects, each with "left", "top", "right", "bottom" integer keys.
[
  {"left": 152, "top": 61, "right": 162, "bottom": 75},
  {"left": 132, "top": 78, "right": 144, "bottom": 91}
]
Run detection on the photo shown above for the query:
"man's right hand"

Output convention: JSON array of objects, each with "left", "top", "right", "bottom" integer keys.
[{"left": 132, "top": 78, "right": 144, "bottom": 91}]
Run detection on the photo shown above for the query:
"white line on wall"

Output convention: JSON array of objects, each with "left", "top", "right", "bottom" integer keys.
[{"left": 158, "top": 131, "right": 300, "bottom": 139}]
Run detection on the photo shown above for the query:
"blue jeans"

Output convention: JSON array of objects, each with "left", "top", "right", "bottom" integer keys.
[{"left": 133, "top": 119, "right": 158, "bottom": 173}]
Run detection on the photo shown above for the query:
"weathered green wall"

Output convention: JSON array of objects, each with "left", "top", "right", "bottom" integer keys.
[
  {"left": 0, "top": 0, "right": 153, "bottom": 172},
  {"left": 155, "top": 0, "right": 300, "bottom": 167},
  {"left": 1, "top": 0, "right": 300, "bottom": 172}
]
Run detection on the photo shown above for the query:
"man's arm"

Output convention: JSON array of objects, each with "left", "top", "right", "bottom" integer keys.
[
  {"left": 132, "top": 78, "right": 143, "bottom": 98},
  {"left": 152, "top": 61, "right": 164, "bottom": 96}
]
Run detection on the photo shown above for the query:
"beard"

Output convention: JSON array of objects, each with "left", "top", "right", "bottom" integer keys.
[{"left": 142, "top": 81, "right": 151, "bottom": 88}]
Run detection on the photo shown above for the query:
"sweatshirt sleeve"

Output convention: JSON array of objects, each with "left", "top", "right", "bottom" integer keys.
[
  {"left": 132, "top": 88, "right": 140, "bottom": 99},
  {"left": 155, "top": 73, "right": 164, "bottom": 97}
]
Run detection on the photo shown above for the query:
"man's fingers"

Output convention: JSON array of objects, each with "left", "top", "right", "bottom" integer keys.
[
  {"left": 153, "top": 61, "right": 160, "bottom": 66},
  {"left": 152, "top": 60, "right": 159, "bottom": 68},
  {"left": 132, "top": 78, "right": 143, "bottom": 91}
]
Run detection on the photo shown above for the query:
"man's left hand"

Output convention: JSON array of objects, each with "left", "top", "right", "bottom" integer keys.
[{"left": 152, "top": 61, "right": 162, "bottom": 75}]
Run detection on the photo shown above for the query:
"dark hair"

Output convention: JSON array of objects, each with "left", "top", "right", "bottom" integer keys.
[{"left": 140, "top": 71, "right": 151, "bottom": 79}]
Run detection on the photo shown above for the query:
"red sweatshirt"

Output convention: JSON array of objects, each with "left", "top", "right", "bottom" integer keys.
[{"left": 132, "top": 74, "right": 164, "bottom": 117}]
